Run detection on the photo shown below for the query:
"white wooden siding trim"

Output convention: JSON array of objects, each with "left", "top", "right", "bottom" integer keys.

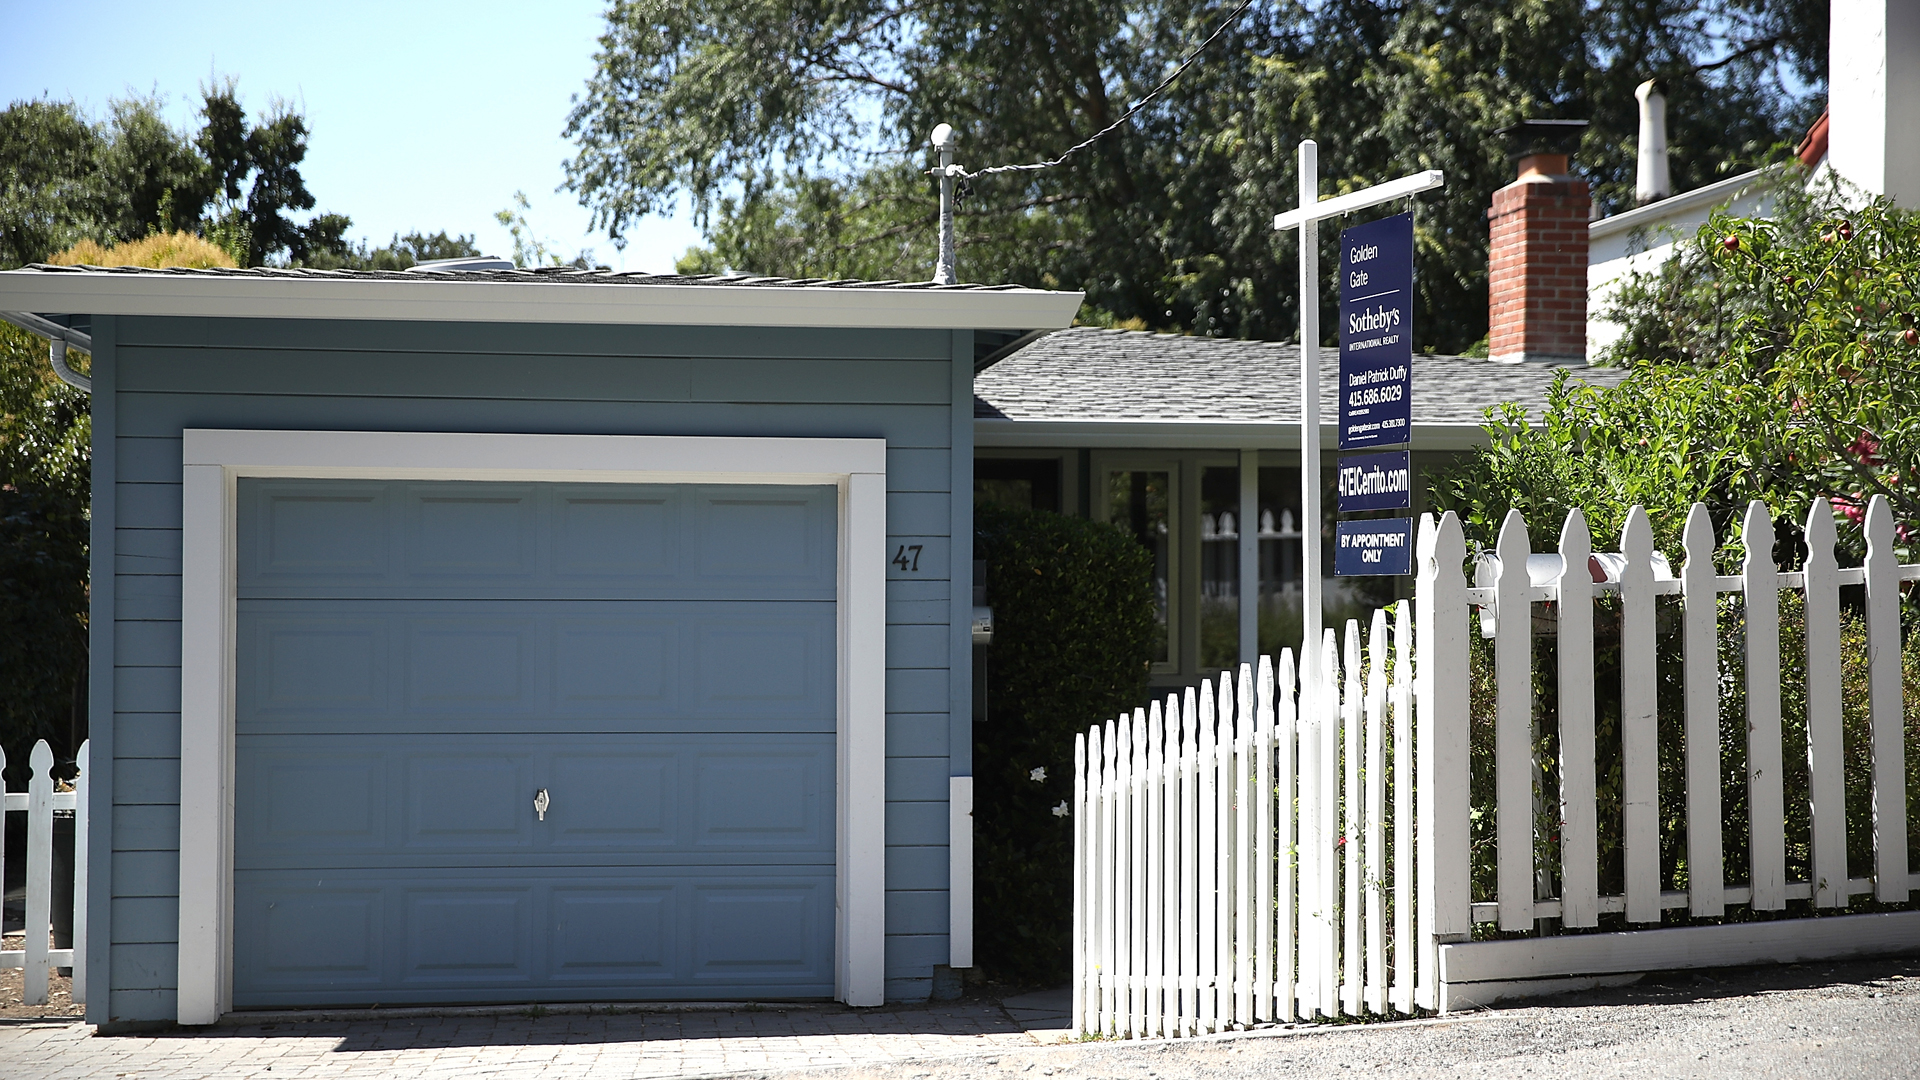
[
  {"left": 177, "top": 428, "right": 889, "bottom": 1023},
  {"left": 1439, "top": 908, "right": 1920, "bottom": 986},
  {"left": 949, "top": 776, "right": 975, "bottom": 968}
]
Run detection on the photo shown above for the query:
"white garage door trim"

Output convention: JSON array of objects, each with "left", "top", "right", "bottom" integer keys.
[{"left": 177, "top": 429, "right": 888, "bottom": 1023}]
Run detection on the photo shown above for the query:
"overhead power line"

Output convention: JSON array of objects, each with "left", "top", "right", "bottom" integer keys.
[{"left": 948, "top": 0, "right": 1258, "bottom": 180}]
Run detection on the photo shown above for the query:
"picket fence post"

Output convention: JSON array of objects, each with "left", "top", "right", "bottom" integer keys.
[
  {"left": 1234, "top": 664, "right": 1255, "bottom": 1027},
  {"left": 1175, "top": 684, "right": 1190, "bottom": 1030},
  {"left": 1121, "top": 707, "right": 1136, "bottom": 1037},
  {"left": 1862, "top": 495, "right": 1910, "bottom": 902},
  {"left": 1364, "top": 608, "right": 1388, "bottom": 1014},
  {"left": 1555, "top": 509, "right": 1600, "bottom": 927},
  {"left": 1317, "top": 629, "right": 1341, "bottom": 1019},
  {"left": 1341, "top": 620, "right": 1363, "bottom": 1014},
  {"left": 1681, "top": 504, "right": 1725, "bottom": 916},
  {"left": 1253, "top": 655, "right": 1277, "bottom": 1024},
  {"left": 25, "top": 741, "right": 54, "bottom": 1005},
  {"left": 1418, "top": 512, "right": 1470, "bottom": 1010},
  {"left": 1619, "top": 507, "right": 1661, "bottom": 923},
  {"left": 1214, "top": 672, "right": 1234, "bottom": 1030},
  {"left": 1493, "top": 511, "right": 1535, "bottom": 930},
  {"left": 1742, "top": 500, "right": 1788, "bottom": 910},
  {"left": 1072, "top": 731, "right": 1088, "bottom": 1034},
  {"left": 1389, "top": 604, "right": 1415, "bottom": 1015},
  {"left": 1296, "top": 656, "right": 1313, "bottom": 1020},
  {"left": 1803, "top": 498, "right": 1849, "bottom": 908},
  {"left": 0, "top": 740, "right": 89, "bottom": 1006},
  {"left": 1276, "top": 649, "right": 1298, "bottom": 1023},
  {"left": 1144, "top": 701, "right": 1164, "bottom": 1035}
]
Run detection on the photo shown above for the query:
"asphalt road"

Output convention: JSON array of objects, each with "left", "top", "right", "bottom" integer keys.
[{"left": 777, "top": 955, "right": 1920, "bottom": 1080}]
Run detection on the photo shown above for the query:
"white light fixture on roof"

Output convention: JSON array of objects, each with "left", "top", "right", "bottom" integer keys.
[
  {"left": 405, "top": 256, "right": 515, "bottom": 273},
  {"left": 930, "top": 124, "right": 960, "bottom": 285}
]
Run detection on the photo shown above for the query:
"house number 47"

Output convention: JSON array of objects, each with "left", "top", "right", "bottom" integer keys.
[{"left": 891, "top": 544, "right": 924, "bottom": 572}]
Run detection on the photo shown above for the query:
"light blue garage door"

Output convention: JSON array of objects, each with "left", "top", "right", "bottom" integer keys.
[{"left": 231, "top": 479, "right": 838, "bottom": 1007}]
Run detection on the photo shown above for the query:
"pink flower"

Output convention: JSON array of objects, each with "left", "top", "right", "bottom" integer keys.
[{"left": 1846, "top": 431, "right": 1885, "bottom": 467}]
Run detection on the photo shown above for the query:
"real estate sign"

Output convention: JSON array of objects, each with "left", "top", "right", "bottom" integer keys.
[
  {"left": 1335, "top": 517, "right": 1414, "bottom": 576},
  {"left": 1337, "top": 211, "right": 1413, "bottom": 451},
  {"left": 1336, "top": 449, "right": 1411, "bottom": 513}
]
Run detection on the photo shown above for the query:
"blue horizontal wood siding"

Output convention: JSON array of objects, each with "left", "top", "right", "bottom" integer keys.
[{"left": 97, "top": 316, "right": 969, "bottom": 1021}]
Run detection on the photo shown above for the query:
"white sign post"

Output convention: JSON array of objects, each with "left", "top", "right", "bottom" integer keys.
[{"left": 1273, "top": 142, "right": 1443, "bottom": 686}]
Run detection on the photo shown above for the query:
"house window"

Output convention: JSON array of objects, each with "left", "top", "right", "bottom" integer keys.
[
  {"left": 1086, "top": 454, "right": 1396, "bottom": 684},
  {"left": 975, "top": 457, "right": 1063, "bottom": 512},
  {"left": 1104, "top": 467, "right": 1174, "bottom": 666},
  {"left": 1254, "top": 465, "right": 1396, "bottom": 659},
  {"left": 1198, "top": 466, "right": 1243, "bottom": 670},
  {"left": 1203, "top": 465, "right": 1315, "bottom": 669}
]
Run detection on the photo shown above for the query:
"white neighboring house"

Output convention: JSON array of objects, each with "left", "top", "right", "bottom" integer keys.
[
  {"left": 1585, "top": 166, "right": 1779, "bottom": 357},
  {"left": 1583, "top": 0, "right": 1917, "bottom": 359}
]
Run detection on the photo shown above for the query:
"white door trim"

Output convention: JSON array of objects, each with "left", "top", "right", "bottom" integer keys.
[{"left": 176, "top": 429, "right": 889, "bottom": 1023}]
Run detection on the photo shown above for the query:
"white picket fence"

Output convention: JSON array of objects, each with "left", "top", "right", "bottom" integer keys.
[
  {"left": 2, "top": 739, "right": 89, "bottom": 1006},
  {"left": 1072, "top": 495, "right": 1917, "bottom": 1035},
  {"left": 1071, "top": 602, "right": 1420, "bottom": 1036},
  {"left": 1459, "top": 495, "right": 1912, "bottom": 929}
]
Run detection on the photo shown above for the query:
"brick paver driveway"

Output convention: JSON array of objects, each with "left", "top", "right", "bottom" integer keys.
[{"left": 0, "top": 1000, "right": 1068, "bottom": 1080}]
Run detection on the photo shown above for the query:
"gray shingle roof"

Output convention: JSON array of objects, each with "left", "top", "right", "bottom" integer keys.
[
  {"left": 974, "top": 327, "right": 1626, "bottom": 424},
  {"left": 15, "top": 262, "right": 1031, "bottom": 291}
]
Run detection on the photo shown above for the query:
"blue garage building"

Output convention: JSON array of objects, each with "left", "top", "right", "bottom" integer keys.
[{"left": 0, "top": 263, "right": 1081, "bottom": 1026}]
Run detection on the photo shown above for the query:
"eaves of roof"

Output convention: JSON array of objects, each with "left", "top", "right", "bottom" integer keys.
[
  {"left": 1588, "top": 167, "right": 1773, "bottom": 243},
  {"left": 0, "top": 264, "right": 1085, "bottom": 331},
  {"left": 974, "top": 416, "right": 1496, "bottom": 451}
]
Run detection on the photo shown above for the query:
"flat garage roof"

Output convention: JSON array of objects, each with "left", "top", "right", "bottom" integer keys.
[{"left": 0, "top": 263, "right": 1085, "bottom": 332}]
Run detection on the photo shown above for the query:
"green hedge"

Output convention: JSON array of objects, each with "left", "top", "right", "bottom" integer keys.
[{"left": 971, "top": 504, "right": 1155, "bottom": 983}]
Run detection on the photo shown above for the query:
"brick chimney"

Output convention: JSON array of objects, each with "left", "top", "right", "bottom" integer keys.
[{"left": 1487, "top": 152, "right": 1591, "bottom": 364}]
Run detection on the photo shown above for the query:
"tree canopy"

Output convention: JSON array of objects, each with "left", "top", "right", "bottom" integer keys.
[
  {"left": 0, "top": 86, "right": 481, "bottom": 270},
  {"left": 565, "top": 0, "right": 1825, "bottom": 350}
]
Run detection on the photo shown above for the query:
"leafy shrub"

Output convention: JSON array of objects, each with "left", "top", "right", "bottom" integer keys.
[{"left": 972, "top": 504, "right": 1155, "bottom": 982}]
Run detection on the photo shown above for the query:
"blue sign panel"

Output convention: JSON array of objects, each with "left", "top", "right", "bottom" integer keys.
[
  {"left": 1338, "top": 212, "right": 1414, "bottom": 450},
  {"left": 1335, "top": 517, "right": 1414, "bottom": 576},
  {"left": 1337, "top": 450, "right": 1411, "bottom": 513}
]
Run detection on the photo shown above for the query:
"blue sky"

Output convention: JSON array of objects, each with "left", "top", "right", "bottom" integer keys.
[{"left": 1, "top": 0, "right": 704, "bottom": 271}]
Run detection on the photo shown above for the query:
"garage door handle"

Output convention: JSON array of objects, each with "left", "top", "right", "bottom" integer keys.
[{"left": 533, "top": 788, "right": 550, "bottom": 822}]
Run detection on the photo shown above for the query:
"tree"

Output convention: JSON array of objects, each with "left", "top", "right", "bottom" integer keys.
[
  {"left": 0, "top": 100, "right": 109, "bottom": 267},
  {"left": 0, "top": 322, "right": 90, "bottom": 784},
  {"left": 187, "top": 84, "right": 321, "bottom": 267},
  {"left": 1432, "top": 170, "right": 1920, "bottom": 563},
  {"left": 0, "top": 84, "right": 362, "bottom": 268},
  {"left": 565, "top": 0, "right": 1825, "bottom": 351},
  {"left": 239, "top": 105, "right": 318, "bottom": 266},
  {"left": 98, "top": 96, "right": 206, "bottom": 240}
]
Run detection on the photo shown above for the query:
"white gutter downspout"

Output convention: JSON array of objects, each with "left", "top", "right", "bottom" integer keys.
[{"left": 1, "top": 310, "right": 92, "bottom": 393}]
